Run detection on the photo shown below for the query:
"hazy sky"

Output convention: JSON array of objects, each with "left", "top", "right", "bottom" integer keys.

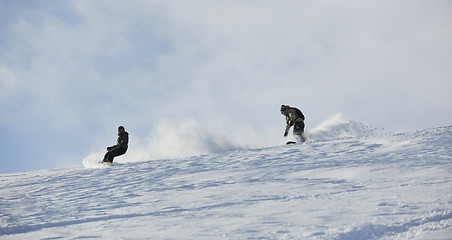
[{"left": 1, "top": 0, "right": 451, "bottom": 173}]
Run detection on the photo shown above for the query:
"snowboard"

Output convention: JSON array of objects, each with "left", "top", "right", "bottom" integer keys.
[{"left": 286, "top": 141, "right": 297, "bottom": 145}]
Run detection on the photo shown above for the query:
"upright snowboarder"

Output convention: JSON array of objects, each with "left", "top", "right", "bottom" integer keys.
[
  {"left": 280, "top": 105, "right": 306, "bottom": 143},
  {"left": 102, "top": 126, "right": 129, "bottom": 164}
]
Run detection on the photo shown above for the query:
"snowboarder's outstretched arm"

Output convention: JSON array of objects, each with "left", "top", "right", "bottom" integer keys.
[
  {"left": 284, "top": 116, "right": 293, "bottom": 136},
  {"left": 284, "top": 111, "right": 298, "bottom": 134}
]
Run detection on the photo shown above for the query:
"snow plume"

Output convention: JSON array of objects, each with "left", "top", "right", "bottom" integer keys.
[
  {"left": 145, "top": 119, "right": 240, "bottom": 160},
  {"left": 307, "top": 113, "right": 375, "bottom": 140},
  {"left": 82, "top": 153, "right": 109, "bottom": 169}
]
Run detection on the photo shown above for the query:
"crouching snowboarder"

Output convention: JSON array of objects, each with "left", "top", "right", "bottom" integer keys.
[
  {"left": 102, "top": 126, "right": 129, "bottom": 164},
  {"left": 280, "top": 105, "right": 306, "bottom": 143}
]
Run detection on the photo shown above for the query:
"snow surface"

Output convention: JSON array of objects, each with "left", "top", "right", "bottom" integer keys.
[{"left": 1, "top": 114, "right": 451, "bottom": 239}]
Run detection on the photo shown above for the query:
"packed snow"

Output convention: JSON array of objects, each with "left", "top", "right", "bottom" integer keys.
[{"left": 1, "top": 114, "right": 451, "bottom": 239}]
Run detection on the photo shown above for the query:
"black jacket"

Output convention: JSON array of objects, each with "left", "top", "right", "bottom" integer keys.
[
  {"left": 117, "top": 131, "right": 129, "bottom": 149},
  {"left": 109, "top": 132, "right": 129, "bottom": 151}
]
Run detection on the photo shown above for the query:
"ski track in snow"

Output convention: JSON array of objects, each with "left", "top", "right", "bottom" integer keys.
[{"left": 0, "top": 123, "right": 451, "bottom": 239}]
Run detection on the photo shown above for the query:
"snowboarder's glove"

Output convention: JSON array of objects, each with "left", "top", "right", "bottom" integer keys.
[
  {"left": 284, "top": 131, "right": 288, "bottom": 137},
  {"left": 107, "top": 146, "right": 115, "bottom": 151}
]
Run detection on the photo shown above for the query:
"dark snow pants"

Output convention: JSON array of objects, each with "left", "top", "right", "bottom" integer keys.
[
  {"left": 103, "top": 147, "right": 127, "bottom": 163},
  {"left": 293, "top": 121, "right": 306, "bottom": 142}
]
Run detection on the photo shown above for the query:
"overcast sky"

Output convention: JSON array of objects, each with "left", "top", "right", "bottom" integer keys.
[{"left": 1, "top": 0, "right": 451, "bottom": 173}]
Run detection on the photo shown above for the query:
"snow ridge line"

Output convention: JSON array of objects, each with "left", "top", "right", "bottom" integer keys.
[{"left": 333, "top": 210, "right": 452, "bottom": 240}]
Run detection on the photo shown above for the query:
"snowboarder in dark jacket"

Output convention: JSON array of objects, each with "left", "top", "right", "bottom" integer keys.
[
  {"left": 102, "top": 126, "right": 129, "bottom": 163},
  {"left": 280, "top": 105, "right": 306, "bottom": 142}
]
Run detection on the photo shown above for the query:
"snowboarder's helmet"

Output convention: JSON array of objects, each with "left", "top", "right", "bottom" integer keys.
[
  {"left": 281, "top": 105, "right": 288, "bottom": 111},
  {"left": 118, "top": 126, "right": 125, "bottom": 132}
]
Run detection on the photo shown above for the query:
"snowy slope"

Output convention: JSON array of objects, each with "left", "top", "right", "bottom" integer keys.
[{"left": 1, "top": 116, "right": 451, "bottom": 239}]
